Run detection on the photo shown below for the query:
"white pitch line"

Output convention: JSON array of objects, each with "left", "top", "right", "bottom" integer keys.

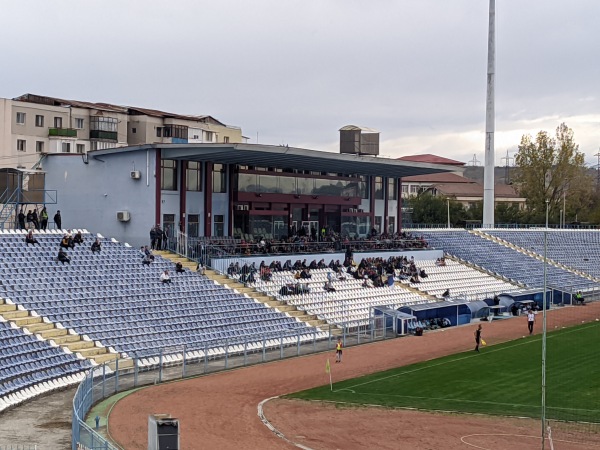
[
  {"left": 460, "top": 433, "right": 592, "bottom": 450},
  {"left": 257, "top": 396, "right": 315, "bottom": 450}
]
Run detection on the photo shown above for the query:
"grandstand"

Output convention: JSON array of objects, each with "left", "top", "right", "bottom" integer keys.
[
  {"left": 0, "top": 229, "right": 327, "bottom": 413},
  {"left": 416, "top": 229, "right": 597, "bottom": 292},
  {"left": 224, "top": 256, "right": 525, "bottom": 325}
]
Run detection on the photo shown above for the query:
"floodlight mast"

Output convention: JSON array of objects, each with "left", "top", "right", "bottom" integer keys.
[
  {"left": 483, "top": 0, "right": 496, "bottom": 227},
  {"left": 542, "top": 198, "right": 549, "bottom": 450}
]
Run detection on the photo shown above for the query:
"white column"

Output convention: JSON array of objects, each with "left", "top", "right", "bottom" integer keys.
[{"left": 483, "top": 0, "right": 496, "bottom": 227}]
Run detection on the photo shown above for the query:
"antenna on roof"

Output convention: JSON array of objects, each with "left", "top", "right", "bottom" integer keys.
[{"left": 469, "top": 154, "right": 481, "bottom": 166}]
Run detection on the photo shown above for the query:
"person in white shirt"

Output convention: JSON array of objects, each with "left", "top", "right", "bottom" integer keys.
[
  {"left": 527, "top": 309, "right": 536, "bottom": 335},
  {"left": 160, "top": 269, "right": 172, "bottom": 284}
]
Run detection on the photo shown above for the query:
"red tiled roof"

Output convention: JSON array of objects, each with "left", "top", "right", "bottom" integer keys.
[
  {"left": 398, "top": 154, "right": 465, "bottom": 166},
  {"left": 403, "top": 172, "right": 473, "bottom": 183}
]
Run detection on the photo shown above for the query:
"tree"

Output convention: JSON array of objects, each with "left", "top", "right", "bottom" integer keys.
[
  {"left": 408, "top": 193, "right": 466, "bottom": 225},
  {"left": 514, "top": 123, "right": 592, "bottom": 221}
]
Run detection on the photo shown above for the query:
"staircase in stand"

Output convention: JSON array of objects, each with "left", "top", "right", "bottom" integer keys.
[{"left": 0, "top": 298, "right": 119, "bottom": 365}]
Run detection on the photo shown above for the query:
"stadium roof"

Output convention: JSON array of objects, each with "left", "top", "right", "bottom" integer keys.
[{"left": 90, "top": 143, "right": 454, "bottom": 179}]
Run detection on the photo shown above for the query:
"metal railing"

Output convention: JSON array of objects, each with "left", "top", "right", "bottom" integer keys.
[
  {"left": 166, "top": 231, "right": 429, "bottom": 264},
  {"left": 71, "top": 319, "right": 396, "bottom": 450}
]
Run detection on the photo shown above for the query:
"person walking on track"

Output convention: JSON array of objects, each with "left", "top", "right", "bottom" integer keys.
[
  {"left": 527, "top": 309, "right": 536, "bottom": 335},
  {"left": 474, "top": 324, "right": 483, "bottom": 352},
  {"left": 335, "top": 337, "right": 343, "bottom": 363}
]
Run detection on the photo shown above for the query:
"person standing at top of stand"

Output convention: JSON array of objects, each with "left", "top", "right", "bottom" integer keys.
[{"left": 54, "top": 210, "right": 62, "bottom": 229}]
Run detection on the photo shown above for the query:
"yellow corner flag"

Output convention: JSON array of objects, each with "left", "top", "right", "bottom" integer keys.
[
  {"left": 325, "top": 358, "right": 331, "bottom": 374},
  {"left": 481, "top": 339, "right": 487, "bottom": 346}
]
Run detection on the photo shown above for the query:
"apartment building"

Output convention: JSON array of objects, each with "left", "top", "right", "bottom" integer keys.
[{"left": 0, "top": 94, "right": 243, "bottom": 169}]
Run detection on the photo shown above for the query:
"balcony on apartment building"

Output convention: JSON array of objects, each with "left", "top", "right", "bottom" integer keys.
[
  {"left": 162, "top": 124, "right": 188, "bottom": 144},
  {"left": 90, "top": 116, "right": 118, "bottom": 141},
  {"left": 48, "top": 128, "right": 77, "bottom": 138}
]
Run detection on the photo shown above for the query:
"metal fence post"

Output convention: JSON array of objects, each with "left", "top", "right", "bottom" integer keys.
[
  {"left": 262, "top": 336, "right": 266, "bottom": 362},
  {"left": 182, "top": 345, "right": 187, "bottom": 378},
  {"left": 313, "top": 327, "right": 316, "bottom": 352},
  {"left": 102, "top": 363, "right": 106, "bottom": 399},
  {"left": 342, "top": 324, "right": 346, "bottom": 347},
  {"left": 280, "top": 335, "right": 283, "bottom": 359},
  {"left": 243, "top": 337, "right": 248, "bottom": 366},
  {"left": 158, "top": 349, "right": 163, "bottom": 383},
  {"left": 204, "top": 343, "right": 208, "bottom": 373},
  {"left": 134, "top": 357, "right": 138, "bottom": 387},
  {"left": 357, "top": 320, "right": 361, "bottom": 344},
  {"left": 225, "top": 340, "right": 229, "bottom": 369},
  {"left": 296, "top": 331, "right": 300, "bottom": 356},
  {"left": 115, "top": 357, "right": 120, "bottom": 393}
]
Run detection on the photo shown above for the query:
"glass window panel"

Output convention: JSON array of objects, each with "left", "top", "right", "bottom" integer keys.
[
  {"left": 258, "top": 174, "right": 278, "bottom": 193},
  {"left": 278, "top": 176, "right": 295, "bottom": 194}
]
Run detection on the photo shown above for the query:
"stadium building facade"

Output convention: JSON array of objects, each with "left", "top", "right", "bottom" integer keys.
[{"left": 41, "top": 143, "right": 452, "bottom": 246}]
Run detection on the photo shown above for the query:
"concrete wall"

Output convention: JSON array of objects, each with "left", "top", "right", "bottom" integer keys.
[{"left": 43, "top": 149, "right": 157, "bottom": 247}]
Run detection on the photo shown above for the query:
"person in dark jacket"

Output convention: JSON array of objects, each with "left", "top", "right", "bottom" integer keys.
[
  {"left": 25, "top": 230, "right": 39, "bottom": 245},
  {"left": 150, "top": 226, "right": 157, "bottom": 250},
  {"left": 54, "top": 210, "right": 62, "bottom": 229},
  {"left": 31, "top": 209, "right": 40, "bottom": 230},
  {"left": 26, "top": 210, "right": 33, "bottom": 229},
  {"left": 91, "top": 238, "right": 101, "bottom": 253},
  {"left": 57, "top": 248, "right": 71, "bottom": 264},
  {"left": 73, "top": 231, "right": 84, "bottom": 245},
  {"left": 18, "top": 209, "right": 25, "bottom": 229}
]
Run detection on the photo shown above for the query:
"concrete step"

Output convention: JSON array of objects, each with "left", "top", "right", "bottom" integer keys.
[
  {"left": 93, "top": 353, "right": 120, "bottom": 365},
  {"left": 0, "top": 303, "right": 16, "bottom": 312},
  {"left": 307, "top": 319, "right": 325, "bottom": 327},
  {"left": 52, "top": 334, "right": 83, "bottom": 344},
  {"left": 1, "top": 310, "right": 30, "bottom": 320},
  {"left": 104, "top": 358, "right": 134, "bottom": 371},
  {"left": 11, "top": 316, "right": 43, "bottom": 326},
  {"left": 37, "top": 328, "right": 68, "bottom": 339},
  {"left": 26, "top": 322, "right": 56, "bottom": 333},
  {"left": 66, "top": 340, "right": 95, "bottom": 351},
  {"left": 78, "top": 347, "right": 108, "bottom": 357}
]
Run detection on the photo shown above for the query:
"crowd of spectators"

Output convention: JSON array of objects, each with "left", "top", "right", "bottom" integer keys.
[{"left": 225, "top": 253, "right": 446, "bottom": 297}]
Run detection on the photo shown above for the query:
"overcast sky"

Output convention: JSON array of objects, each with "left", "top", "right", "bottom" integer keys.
[{"left": 1, "top": 0, "right": 599, "bottom": 166}]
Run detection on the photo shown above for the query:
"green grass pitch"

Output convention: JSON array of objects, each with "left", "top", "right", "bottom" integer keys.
[{"left": 288, "top": 322, "right": 600, "bottom": 422}]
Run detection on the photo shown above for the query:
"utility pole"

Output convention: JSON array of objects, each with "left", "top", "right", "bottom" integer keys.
[
  {"left": 469, "top": 154, "right": 481, "bottom": 167},
  {"left": 501, "top": 150, "right": 514, "bottom": 184}
]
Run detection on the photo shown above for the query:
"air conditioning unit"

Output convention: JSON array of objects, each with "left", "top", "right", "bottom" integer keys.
[
  {"left": 130, "top": 170, "right": 141, "bottom": 180},
  {"left": 117, "top": 211, "right": 131, "bottom": 222}
]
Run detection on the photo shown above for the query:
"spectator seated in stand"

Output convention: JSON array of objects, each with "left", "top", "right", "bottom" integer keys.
[
  {"left": 175, "top": 262, "right": 185, "bottom": 273},
  {"left": 410, "top": 274, "right": 420, "bottom": 284},
  {"left": 57, "top": 248, "right": 71, "bottom": 264},
  {"left": 60, "top": 234, "right": 74, "bottom": 249},
  {"left": 144, "top": 246, "right": 155, "bottom": 261},
  {"left": 300, "top": 268, "right": 312, "bottom": 279},
  {"left": 435, "top": 257, "right": 447, "bottom": 267},
  {"left": 419, "top": 268, "right": 428, "bottom": 278},
  {"left": 196, "top": 263, "right": 206, "bottom": 275},
  {"left": 324, "top": 280, "right": 336, "bottom": 293},
  {"left": 73, "top": 231, "right": 84, "bottom": 245},
  {"left": 160, "top": 269, "right": 172, "bottom": 283},
  {"left": 442, "top": 288, "right": 450, "bottom": 298},
  {"left": 91, "top": 238, "right": 102, "bottom": 253},
  {"left": 142, "top": 254, "right": 153, "bottom": 265},
  {"left": 25, "top": 230, "right": 39, "bottom": 246},
  {"left": 362, "top": 276, "right": 374, "bottom": 288}
]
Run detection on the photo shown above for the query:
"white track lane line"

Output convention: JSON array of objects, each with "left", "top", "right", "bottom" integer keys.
[{"left": 258, "top": 396, "right": 315, "bottom": 450}]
